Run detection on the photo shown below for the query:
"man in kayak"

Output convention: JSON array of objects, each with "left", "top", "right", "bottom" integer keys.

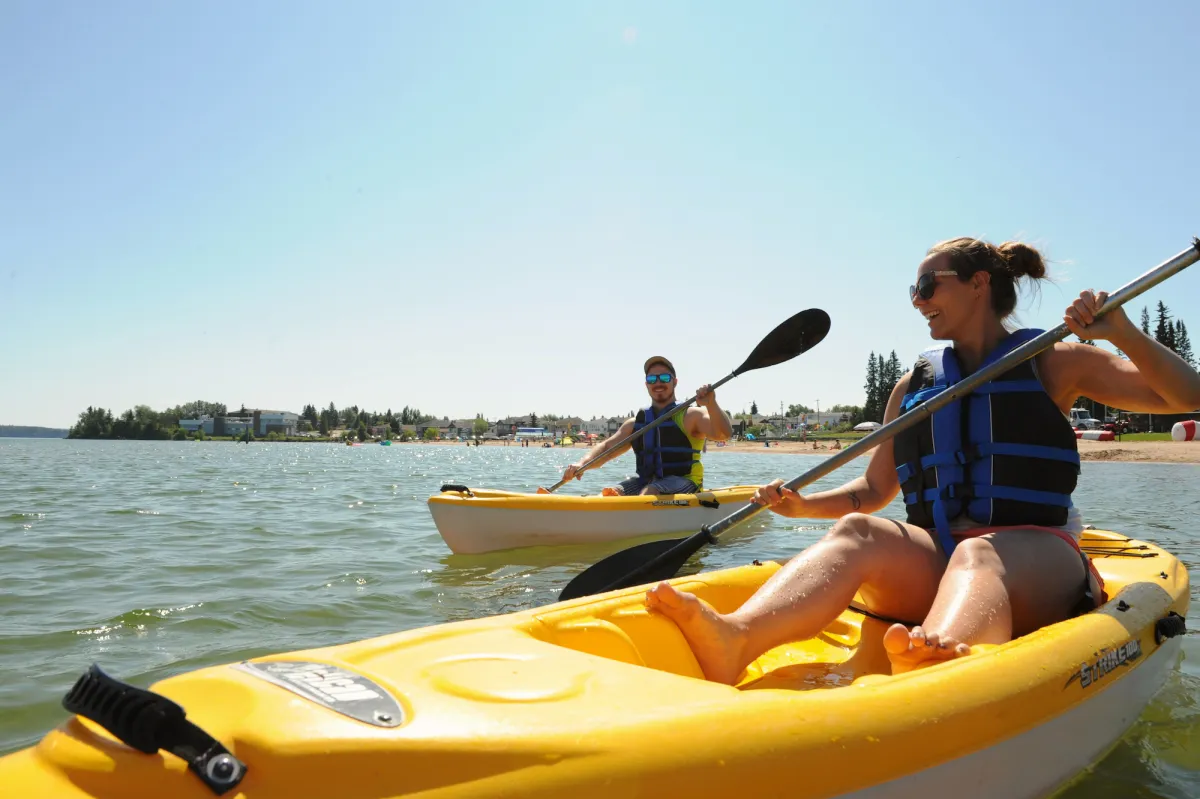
[
  {"left": 645, "top": 237, "right": 1200, "bottom": 681},
  {"left": 554, "top": 356, "right": 733, "bottom": 495}
]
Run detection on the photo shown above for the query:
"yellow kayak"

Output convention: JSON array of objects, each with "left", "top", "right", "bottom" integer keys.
[
  {"left": 0, "top": 528, "right": 1188, "bottom": 798},
  {"left": 427, "top": 484, "right": 760, "bottom": 554}
]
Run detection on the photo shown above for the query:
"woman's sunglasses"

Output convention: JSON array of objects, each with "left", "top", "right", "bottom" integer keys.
[
  {"left": 909, "top": 270, "right": 959, "bottom": 303},
  {"left": 645, "top": 373, "right": 674, "bottom": 384}
]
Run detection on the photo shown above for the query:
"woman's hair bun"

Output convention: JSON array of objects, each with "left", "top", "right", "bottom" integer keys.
[{"left": 997, "top": 241, "right": 1046, "bottom": 280}]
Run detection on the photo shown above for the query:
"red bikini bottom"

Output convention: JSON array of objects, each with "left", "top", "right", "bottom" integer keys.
[{"left": 950, "top": 525, "right": 1107, "bottom": 610}]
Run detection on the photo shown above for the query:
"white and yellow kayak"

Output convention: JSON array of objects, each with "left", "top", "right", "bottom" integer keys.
[
  {"left": 0, "top": 528, "right": 1188, "bottom": 798},
  {"left": 427, "top": 484, "right": 760, "bottom": 554}
]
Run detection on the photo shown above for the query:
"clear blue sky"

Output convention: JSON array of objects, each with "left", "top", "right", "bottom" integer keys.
[{"left": 3, "top": 1, "right": 1198, "bottom": 428}]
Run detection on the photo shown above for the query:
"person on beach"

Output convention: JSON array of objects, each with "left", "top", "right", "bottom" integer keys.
[
  {"left": 645, "top": 237, "right": 1200, "bottom": 681},
  {"left": 553, "top": 356, "right": 733, "bottom": 495}
]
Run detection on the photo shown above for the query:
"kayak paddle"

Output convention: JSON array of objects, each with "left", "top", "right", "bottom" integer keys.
[
  {"left": 558, "top": 237, "right": 1200, "bottom": 601},
  {"left": 535, "top": 307, "right": 832, "bottom": 493}
]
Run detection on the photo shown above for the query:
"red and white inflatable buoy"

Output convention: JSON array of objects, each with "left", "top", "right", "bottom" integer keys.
[
  {"left": 1075, "top": 430, "right": 1115, "bottom": 441},
  {"left": 1172, "top": 420, "right": 1198, "bottom": 441}
]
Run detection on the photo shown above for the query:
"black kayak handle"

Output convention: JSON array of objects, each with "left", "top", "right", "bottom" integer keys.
[{"left": 62, "top": 663, "right": 247, "bottom": 796}]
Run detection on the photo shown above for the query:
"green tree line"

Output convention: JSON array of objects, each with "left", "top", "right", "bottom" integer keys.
[
  {"left": 69, "top": 405, "right": 180, "bottom": 440},
  {"left": 68, "top": 401, "right": 441, "bottom": 441},
  {"left": 862, "top": 351, "right": 904, "bottom": 422}
]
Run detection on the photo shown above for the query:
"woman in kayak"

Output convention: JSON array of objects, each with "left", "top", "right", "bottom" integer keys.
[{"left": 647, "top": 237, "right": 1200, "bottom": 682}]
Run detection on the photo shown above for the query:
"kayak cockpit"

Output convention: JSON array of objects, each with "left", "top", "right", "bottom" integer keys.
[
  {"left": 528, "top": 558, "right": 895, "bottom": 689},
  {"left": 528, "top": 529, "right": 1164, "bottom": 691}
]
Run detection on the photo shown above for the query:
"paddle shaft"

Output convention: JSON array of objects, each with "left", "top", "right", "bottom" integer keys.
[
  {"left": 596, "top": 238, "right": 1200, "bottom": 591},
  {"left": 542, "top": 371, "right": 739, "bottom": 493}
]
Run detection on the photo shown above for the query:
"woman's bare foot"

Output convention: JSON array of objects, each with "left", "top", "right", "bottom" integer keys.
[
  {"left": 645, "top": 582, "right": 747, "bottom": 684},
  {"left": 601, "top": 486, "right": 621, "bottom": 496},
  {"left": 883, "top": 623, "right": 971, "bottom": 674}
]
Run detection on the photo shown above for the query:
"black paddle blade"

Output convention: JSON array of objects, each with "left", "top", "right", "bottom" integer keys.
[
  {"left": 734, "top": 308, "right": 831, "bottom": 376},
  {"left": 559, "top": 534, "right": 707, "bottom": 601}
]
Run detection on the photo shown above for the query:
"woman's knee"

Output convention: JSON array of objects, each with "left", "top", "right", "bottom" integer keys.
[
  {"left": 824, "top": 513, "right": 879, "bottom": 546},
  {"left": 823, "top": 514, "right": 929, "bottom": 562},
  {"left": 946, "top": 537, "right": 1004, "bottom": 573}
]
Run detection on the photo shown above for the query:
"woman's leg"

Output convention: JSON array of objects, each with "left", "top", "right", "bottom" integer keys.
[
  {"left": 646, "top": 514, "right": 946, "bottom": 684},
  {"left": 884, "top": 529, "right": 1089, "bottom": 672}
]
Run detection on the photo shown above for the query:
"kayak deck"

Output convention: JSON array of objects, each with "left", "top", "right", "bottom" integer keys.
[{"left": 427, "top": 484, "right": 761, "bottom": 554}]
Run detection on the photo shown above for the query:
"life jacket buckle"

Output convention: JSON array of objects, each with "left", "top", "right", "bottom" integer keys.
[
  {"left": 944, "top": 484, "right": 974, "bottom": 500},
  {"left": 896, "top": 461, "right": 920, "bottom": 486},
  {"left": 957, "top": 446, "right": 981, "bottom": 464}
]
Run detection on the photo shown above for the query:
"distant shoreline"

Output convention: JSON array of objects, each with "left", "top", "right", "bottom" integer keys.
[
  {"left": 0, "top": 426, "right": 68, "bottom": 438},
  {"left": 358, "top": 436, "right": 1200, "bottom": 464}
]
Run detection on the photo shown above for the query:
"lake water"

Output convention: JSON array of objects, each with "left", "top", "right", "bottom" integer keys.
[{"left": 1, "top": 439, "right": 1197, "bottom": 796}]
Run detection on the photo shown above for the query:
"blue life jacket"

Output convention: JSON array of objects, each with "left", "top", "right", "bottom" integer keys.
[
  {"left": 632, "top": 403, "right": 704, "bottom": 487},
  {"left": 893, "top": 329, "right": 1080, "bottom": 555}
]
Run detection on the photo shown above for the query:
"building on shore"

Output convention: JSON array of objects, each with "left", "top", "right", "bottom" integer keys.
[
  {"left": 178, "top": 416, "right": 215, "bottom": 435},
  {"left": 213, "top": 416, "right": 253, "bottom": 436},
  {"left": 253, "top": 410, "right": 299, "bottom": 437},
  {"left": 180, "top": 409, "right": 299, "bottom": 437},
  {"left": 416, "top": 417, "right": 453, "bottom": 439}
]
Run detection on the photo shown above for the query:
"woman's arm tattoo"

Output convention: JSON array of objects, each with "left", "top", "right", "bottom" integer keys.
[{"left": 848, "top": 490, "right": 862, "bottom": 511}]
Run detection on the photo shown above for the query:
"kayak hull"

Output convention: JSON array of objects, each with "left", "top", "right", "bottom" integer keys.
[
  {"left": 0, "top": 529, "right": 1188, "bottom": 799},
  {"left": 852, "top": 633, "right": 1181, "bottom": 798},
  {"left": 427, "top": 485, "right": 760, "bottom": 554}
]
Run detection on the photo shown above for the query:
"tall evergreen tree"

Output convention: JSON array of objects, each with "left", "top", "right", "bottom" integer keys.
[
  {"left": 885, "top": 351, "right": 903, "bottom": 398},
  {"left": 863, "top": 351, "right": 880, "bottom": 421},
  {"left": 1140, "top": 305, "right": 1151, "bottom": 335},
  {"left": 1154, "top": 302, "right": 1176, "bottom": 351},
  {"left": 875, "top": 353, "right": 895, "bottom": 406},
  {"left": 1176, "top": 320, "right": 1195, "bottom": 368}
]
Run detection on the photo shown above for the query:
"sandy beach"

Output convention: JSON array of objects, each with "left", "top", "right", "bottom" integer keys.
[
  {"left": 394, "top": 436, "right": 1200, "bottom": 464},
  {"left": 1072, "top": 439, "right": 1200, "bottom": 464},
  {"left": 705, "top": 438, "right": 1200, "bottom": 463}
]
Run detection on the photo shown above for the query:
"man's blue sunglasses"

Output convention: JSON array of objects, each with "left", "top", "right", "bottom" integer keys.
[{"left": 645, "top": 373, "right": 674, "bottom": 384}]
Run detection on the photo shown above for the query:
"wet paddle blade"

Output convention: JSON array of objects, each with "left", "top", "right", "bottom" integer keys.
[
  {"left": 559, "top": 535, "right": 704, "bottom": 601},
  {"left": 733, "top": 308, "right": 831, "bottom": 376}
]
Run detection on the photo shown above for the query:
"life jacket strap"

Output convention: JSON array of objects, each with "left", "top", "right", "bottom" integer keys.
[
  {"left": 974, "top": 442, "right": 1081, "bottom": 467},
  {"left": 930, "top": 494, "right": 958, "bottom": 555},
  {"left": 970, "top": 484, "right": 1073, "bottom": 507},
  {"left": 901, "top": 381, "right": 952, "bottom": 410},
  {"left": 896, "top": 451, "right": 966, "bottom": 487}
]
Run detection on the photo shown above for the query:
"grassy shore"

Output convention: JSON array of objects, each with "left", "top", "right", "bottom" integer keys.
[{"left": 1107, "top": 432, "right": 1173, "bottom": 442}]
